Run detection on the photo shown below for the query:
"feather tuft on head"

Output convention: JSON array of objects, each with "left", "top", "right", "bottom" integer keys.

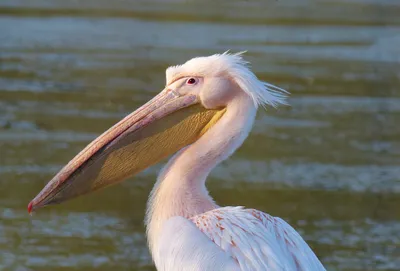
[{"left": 166, "top": 52, "right": 289, "bottom": 108}]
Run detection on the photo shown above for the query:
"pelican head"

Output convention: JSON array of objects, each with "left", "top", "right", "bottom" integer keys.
[{"left": 28, "top": 52, "right": 287, "bottom": 212}]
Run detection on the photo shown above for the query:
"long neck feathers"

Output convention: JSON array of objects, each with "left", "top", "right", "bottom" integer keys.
[{"left": 145, "top": 93, "right": 256, "bottom": 254}]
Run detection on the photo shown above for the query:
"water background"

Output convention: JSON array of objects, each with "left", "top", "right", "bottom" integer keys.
[{"left": 0, "top": 0, "right": 399, "bottom": 270}]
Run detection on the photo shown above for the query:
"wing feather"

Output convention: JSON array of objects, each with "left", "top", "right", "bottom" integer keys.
[
  {"left": 190, "top": 207, "right": 325, "bottom": 271},
  {"left": 156, "top": 216, "right": 240, "bottom": 271}
]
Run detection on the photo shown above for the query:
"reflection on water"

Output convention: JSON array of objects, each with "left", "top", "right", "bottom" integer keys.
[{"left": 1, "top": 0, "right": 399, "bottom": 270}]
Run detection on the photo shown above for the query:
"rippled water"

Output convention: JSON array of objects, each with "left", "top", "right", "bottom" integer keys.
[{"left": 1, "top": 0, "right": 399, "bottom": 270}]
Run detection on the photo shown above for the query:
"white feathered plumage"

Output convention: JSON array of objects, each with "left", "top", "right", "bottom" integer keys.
[{"left": 147, "top": 53, "right": 325, "bottom": 270}]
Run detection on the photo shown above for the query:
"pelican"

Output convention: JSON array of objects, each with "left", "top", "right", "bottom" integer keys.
[{"left": 29, "top": 52, "right": 326, "bottom": 271}]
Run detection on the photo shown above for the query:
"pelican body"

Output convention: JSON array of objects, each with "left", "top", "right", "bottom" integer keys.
[{"left": 29, "top": 53, "right": 326, "bottom": 270}]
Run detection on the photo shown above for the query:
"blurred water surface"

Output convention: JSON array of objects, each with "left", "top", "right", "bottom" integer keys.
[{"left": 0, "top": 0, "right": 399, "bottom": 270}]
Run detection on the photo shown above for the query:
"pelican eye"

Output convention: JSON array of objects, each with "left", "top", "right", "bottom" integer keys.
[{"left": 186, "top": 78, "right": 196, "bottom": 85}]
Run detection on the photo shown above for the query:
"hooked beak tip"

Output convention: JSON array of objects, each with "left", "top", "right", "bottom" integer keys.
[{"left": 28, "top": 201, "right": 34, "bottom": 214}]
